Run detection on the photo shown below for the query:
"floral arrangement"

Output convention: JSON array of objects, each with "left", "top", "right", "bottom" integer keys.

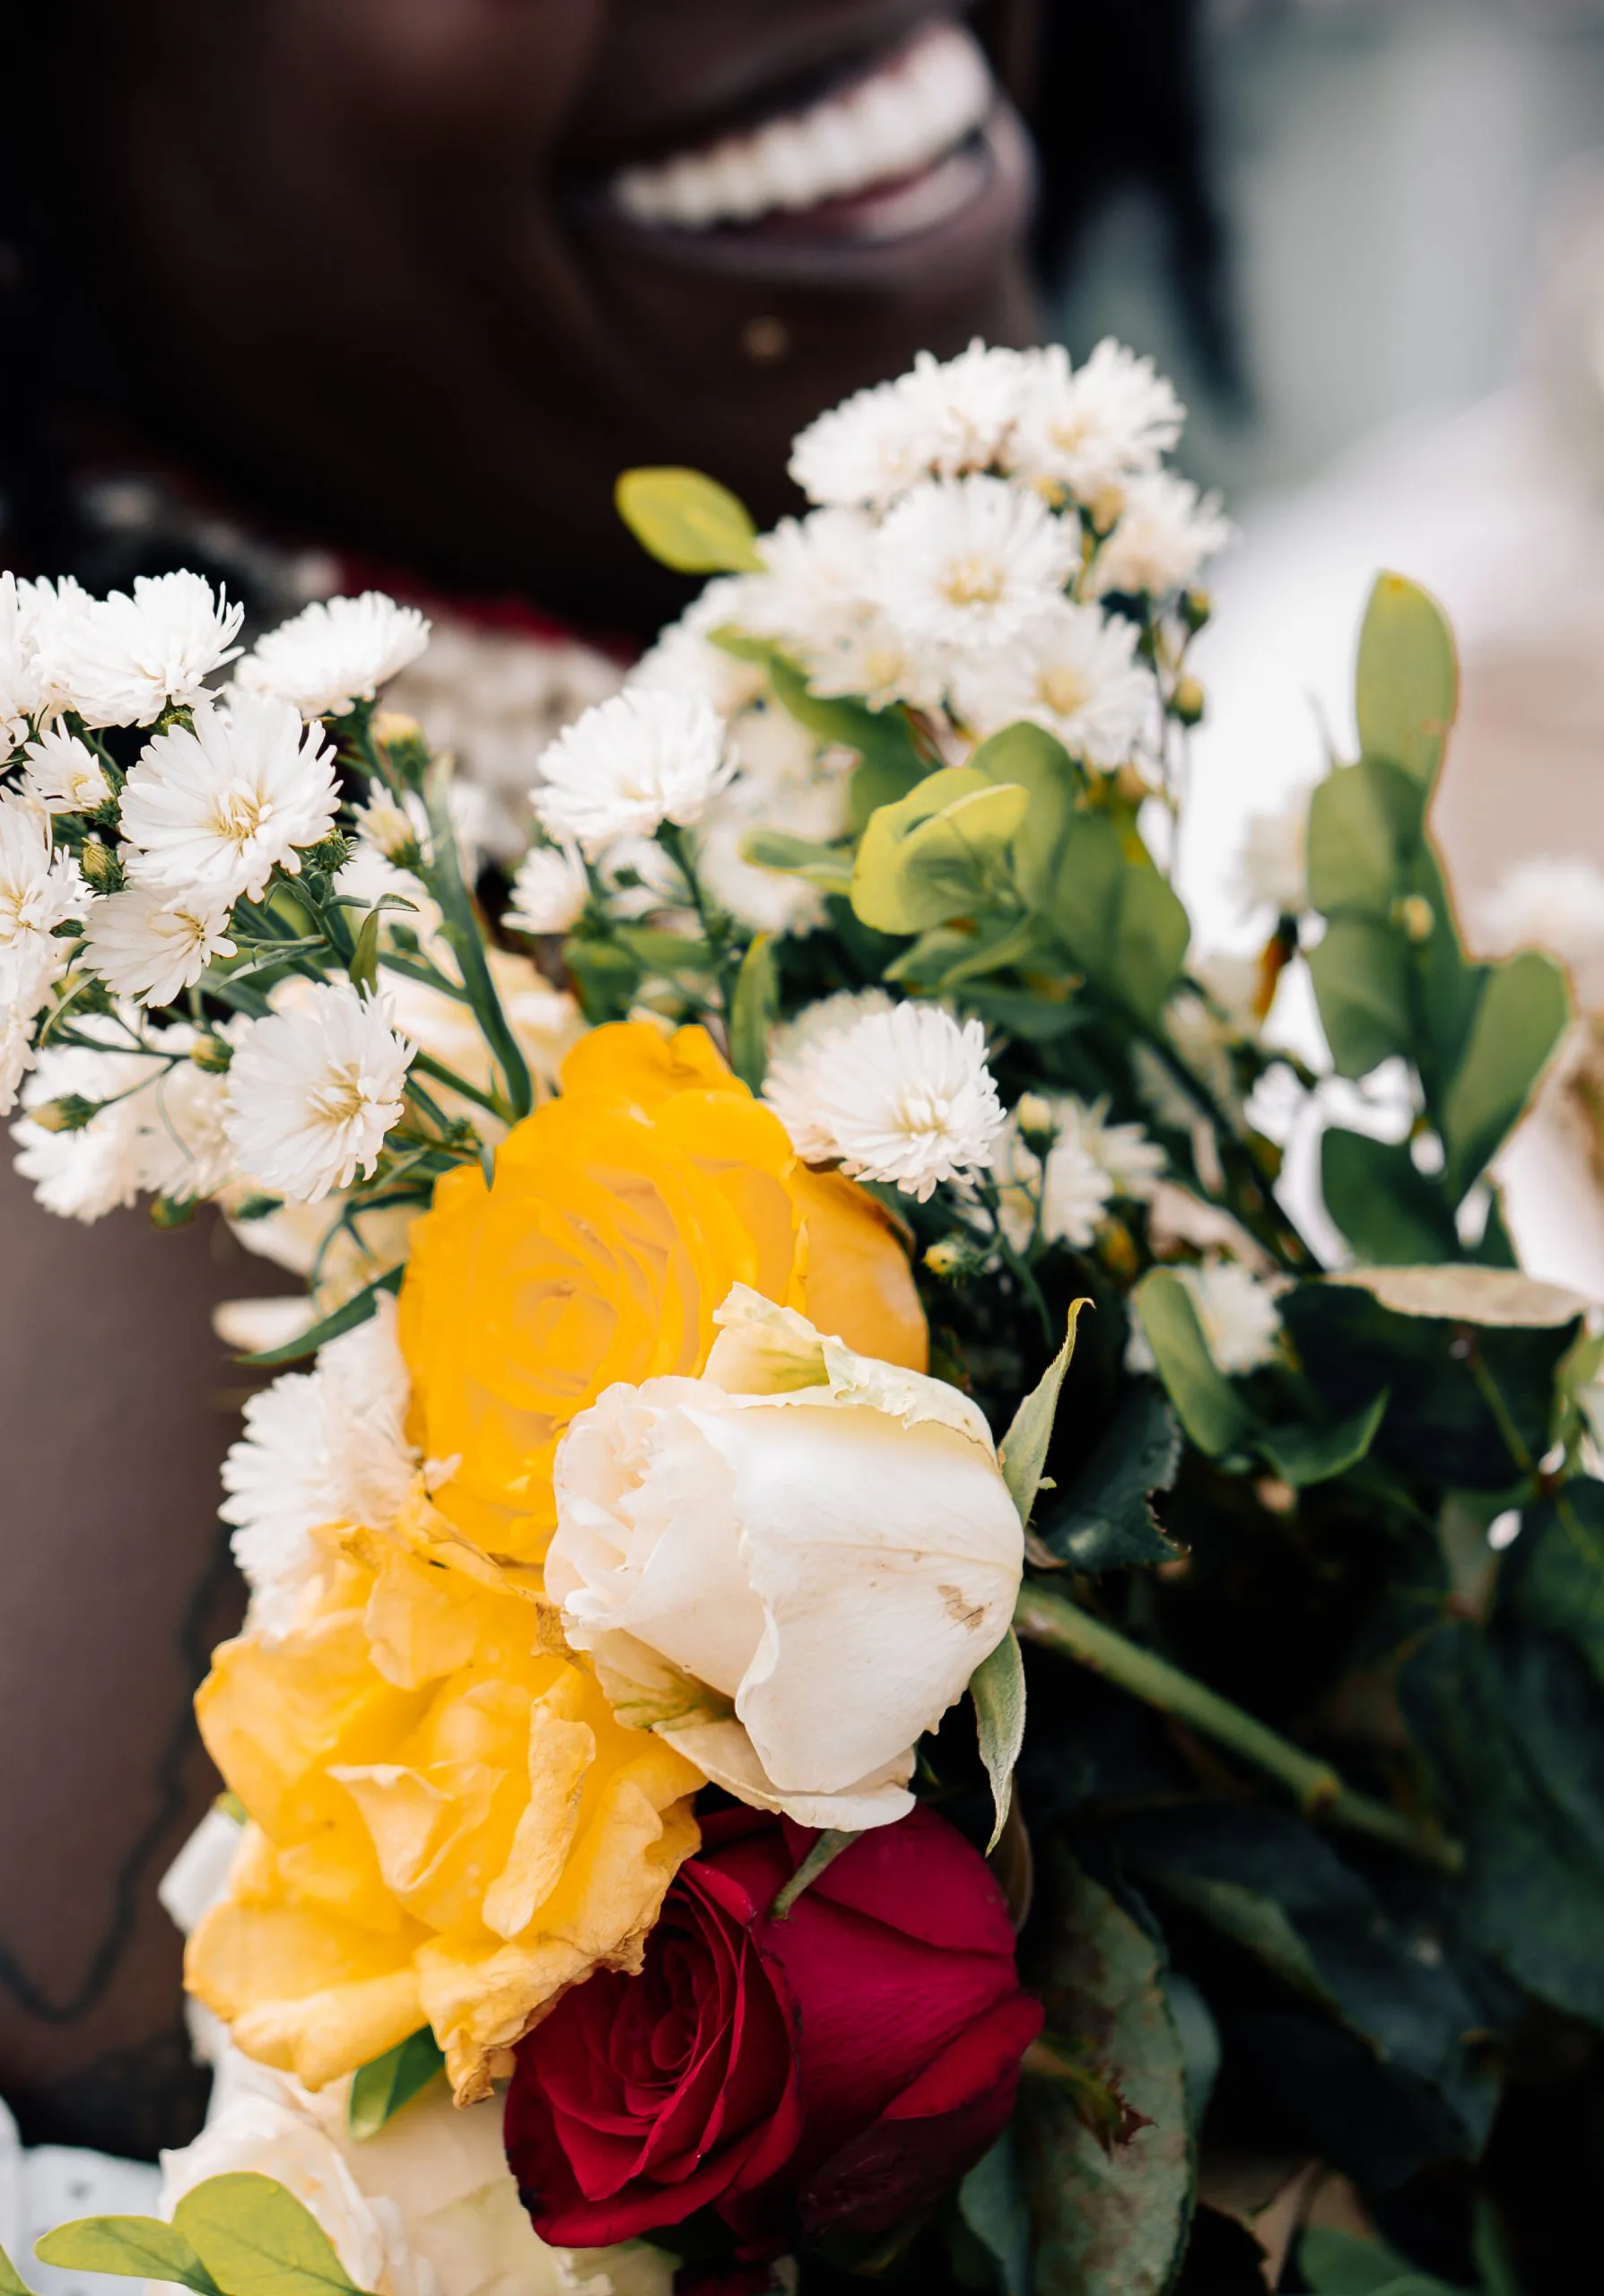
[{"left": 1, "top": 336, "right": 1596, "bottom": 2296}]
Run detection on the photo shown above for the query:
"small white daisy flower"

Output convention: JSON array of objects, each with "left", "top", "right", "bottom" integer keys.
[
  {"left": 21, "top": 725, "right": 112, "bottom": 814},
  {"left": 786, "top": 1000, "right": 1005, "bottom": 1200},
  {"left": 0, "top": 1004, "right": 37, "bottom": 1118},
  {"left": 504, "top": 841, "right": 589, "bottom": 935},
  {"left": 951, "top": 598, "right": 1155, "bottom": 763},
  {"left": 11, "top": 1027, "right": 162, "bottom": 1222},
  {"left": 1008, "top": 339, "right": 1185, "bottom": 500},
  {"left": 991, "top": 1112, "right": 1114, "bottom": 1252},
  {"left": 350, "top": 788, "right": 423, "bottom": 865},
  {"left": 0, "top": 790, "right": 91, "bottom": 1010},
  {"left": 133, "top": 1043, "right": 238, "bottom": 1204},
  {"left": 223, "top": 980, "right": 413, "bottom": 1203},
  {"left": 1236, "top": 787, "right": 1312, "bottom": 918},
  {"left": 532, "top": 687, "right": 734, "bottom": 857},
  {"left": 237, "top": 590, "right": 432, "bottom": 718},
  {"left": 869, "top": 475, "right": 1078, "bottom": 657},
  {"left": 1088, "top": 473, "right": 1234, "bottom": 599},
  {"left": 1, "top": 572, "right": 96, "bottom": 741},
  {"left": 32, "top": 570, "right": 243, "bottom": 728},
  {"left": 1068, "top": 1097, "right": 1168, "bottom": 1199},
  {"left": 788, "top": 341, "right": 1029, "bottom": 509},
  {"left": 83, "top": 883, "right": 238, "bottom": 1009},
  {"left": 763, "top": 988, "right": 897, "bottom": 1160},
  {"left": 221, "top": 1295, "right": 419, "bottom": 1638},
  {"left": 119, "top": 691, "right": 338, "bottom": 903}
]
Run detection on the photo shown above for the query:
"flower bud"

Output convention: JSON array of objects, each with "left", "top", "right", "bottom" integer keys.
[
  {"left": 1170, "top": 676, "right": 1207, "bottom": 726},
  {"left": 79, "top": 838, "right": 123, "bottom": 892},
  {"left": 1014, "top": 1091, "right": 1057, "bottom": 1152},
  {"left": 925, "top": 1235, "right": 984, "bottom": 1282},
  {"left": 1394, "top": 892, "right": 1434, "bottom": 943},
  {"left": 189, "top": 1033, "right": 233, "bottom": 1074},
  {"left": 296, "top": 831, "right": 352, "bottom": 877},
  {"left": 1181, "top": 587, "right": 1214, "bottom": 633},
  {"left": 150, "top": 1192, "right": 199, "bottom": 1229},
  {"left": 31, "top": 1093, "right": 102, "bottom": 1135}
]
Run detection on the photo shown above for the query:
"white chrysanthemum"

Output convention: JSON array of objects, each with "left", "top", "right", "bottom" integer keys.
[
  {"left": 0, "top": 790, "right": 90, "bottom": 1019},
  {"left": 0, "top": 1004, "right": 35, "bottom": 1118},
  {"left": 788, "top": 340, "right": 1029, "bottom": 509},
  {"left": 1478, "top": 857, "right": 1604, "bottom": 970},
  {"left": 869, "top": 475, "right": 1077, "bottom": 657},
  {"left": 119, "top": 691, "right": 338, "bottom": 902},
  {"left": 83, "top": 883, "right": 238, "bottom": 1008},
  {"left": 237, "top": 590, "right": 432, "bottom": 718},
  {"left": 21, "top": 724, "right": 112, "bottom": 814},
  {"left": 1008, "top": 339, "right": 1185, "bottom": 500},
  {"left": 951, "top": 598, "right": 1155, "bottom": 762},
  {"left": 222, "top": 1295, "right": 419, "bottom": 1638},
  {"left": 1237, "top": 787, "right": 1311, "bottom": 918},
  {"left": 1182, "top": 1257, "right": 1283, "bottom": 1375},
  {"left": 749, "top": 507, "right": 879, "bottom": 654},
  {"left": 504, "top": 841, "right": 589, "bottom": 935},
  {"left": 991, "top": 1114, "right": 1113, "bottom": 1252},
  {"left": 133, "top": 1046, "right": 238, "bottom": 1203},
  {"left": 1, "top": 572, "right": 96, "bottom": 741},
  {"left": 628, "top": 577, "right": 772, "bottom": 716},
  {"left": 11, "top": 1027, "right": 160, "bottom": 1222},
  {"left": 31, "top": 570, "right": 243, "bottom": 727},
  {"left": 224, "top": 981, "right": 413, "bottom": 1203},
  {"left": 1069, "top": 1096, "right": 1168, "bottom": 1199},
  {"left": 697, "top": 700, "right": 852, "bottom": 936},
  {"left": 1087, "top": 472, "right": 1234, "bottom": 599},
  {"left": 763, "top": 988, "right": 897, "bottom": 1160},
  {"left": 532, "top": 687, "right": 734, "bottom": 856},
  {"left": 780, "top": 1000, "right": 1005, "bottom": 1200}
]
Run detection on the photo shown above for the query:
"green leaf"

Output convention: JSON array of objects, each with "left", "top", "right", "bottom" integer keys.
[
  {"left": 1036, "top": 1384, "right": 1182, "bottom": 1573},
  {"left": 1439, "top": 949, "right": 1568, "bottom": 1201},
  {"left": 347, "top": 2026, "right": 447, "bottom": 2140},
  {"left": 423, "top": 761, "right": 533, "bottom": 1119},
  {"left": 737, "top": 829, "right": 853, "bottom": 891},
  {"left": 1354, "top": 572, "right": 1459, "bottom": 791},
  {"left": 1306, "top": 755, "right": 1424, "bottom": 919},
  {"left": 1112, "top": 864, "right": 1192, "bottom": 1027},
  {"left": 1133, "top": 1269, "right": 1255, "bottom": 1458},
  {"left": 1321, "top": 1130, "right": 1457, "bottom": 1264},
  {"left": 346, "top": 905, "right": 382, "bottom": 996},
  {"left": 34, "top": 2219, "right": 220, "bottom": 2294},
  {"left": 1019, "top": 1857, "right": 1192, "bottom": 2296},
  {"left": 971, "top": 1629, "right": 1026, "bottom": 1854},
  {"left": 615, "top": 466, "right": 762, "bottom": 573},
  {"left": 0, "top": 2246, "right": 33, "bottom": 2296},
  {"left": 1400, "top": 1620, "right": 1604, "bottom": 2029},
  {"left": 1300, "top": 2228, "right": 1455, "bottom": 2295},
  {"left": 1045, "top": 814, "right": 1190, "bottom": 1024},
  {"left": 563, "top": 935, "right": 641, "bottom": 1024},
  {"left": 1256, "top": 1390, "right": 1389, "bottom": 1487},
  {"left": 998, "top": 1303, "right": 1085, "bottom": 1523},
  {"left": 851, "top": 768, "right": 1030, "bottom": 935},
  {"left": 727, "top": 935, "right": 779, "bottom": 1095},
  {"left": 1306, "top": 916, "right": 1414, "bottom": 1078},
  {"left": 236, "top": 1266, "right": 404, "bottom": 1368},
  {"left": 1504, "top": 1482, "right": 1604, "bottom": 1694},
  {"left": 957, "top": 2130, "right": 1032, "bottom": 2296},
  {"left": 174, "top": 2174, "right": 364, "bottom": 2296},
  {"left": 967, "top": 719, "right": 1080, "bottom": 909}
]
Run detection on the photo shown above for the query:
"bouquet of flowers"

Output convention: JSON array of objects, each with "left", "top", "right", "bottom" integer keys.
[{"left": 2, "top": 337, "right": 1597, "bottom": 2296}]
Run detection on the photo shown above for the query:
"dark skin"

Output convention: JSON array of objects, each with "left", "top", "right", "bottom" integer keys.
[{"left": 2, "top": 0, "right": 1038, "bottom": 2152}]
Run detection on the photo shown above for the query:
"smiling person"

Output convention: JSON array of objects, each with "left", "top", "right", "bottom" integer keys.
[{"left": 0, "top": 0, "right": 1221, "bottom": 2173}]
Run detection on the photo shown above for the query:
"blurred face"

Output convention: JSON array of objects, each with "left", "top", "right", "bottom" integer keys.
[{"left": 76, "top": 0, "right": 1039, "bottom": 624}]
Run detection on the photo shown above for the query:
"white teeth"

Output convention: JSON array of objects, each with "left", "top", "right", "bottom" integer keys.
[{"left": 611, "top": 22, "right": 994, "bottom": 233}]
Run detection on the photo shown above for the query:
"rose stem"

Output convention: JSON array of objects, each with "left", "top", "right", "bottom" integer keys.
[{"left": 1013, "top": 1582, "right": 1460, "bottom": 1874}]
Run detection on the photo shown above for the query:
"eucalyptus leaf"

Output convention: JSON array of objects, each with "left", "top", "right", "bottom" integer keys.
[
  {"left": 33, "top": 2219, "right": 220, "bottom": 2294},
  {"left": 174, "top": 2174, "right": 365, "bottom": 2296},
  {"left": 0, "top": 2247, "right": 31, "bottom": 2296},
  {"left": 1354, "top": 571, "right": 1459, "bottom": 791},
  {"left": 851, "top": 769, "right": 1029, "bottom": 935},
  {"left": 972, "top": 1628, "right": 1026, "bottom": 1853},
  {"left": 614, "top": 466, "right": 762, "bottom": 573},
  {"left": 1256, "top": 1390, "right": 1389, "bottom": 1487},
  {"left": 1134, "top": 1269, "right": 1255, "bottom": 1458},
  {"left": 1306, "top": 916, "right": 1414, "bottom": 1078},
  {"left": 737, "top": 828, "right": 853, "bottom": 891},
  {"left": 1321, "top": 1129, "right": 1457, "bottom": 1265},
  {"left": 1306, "top": 754, "right": 1423, "bottom": 919},
  {"left": 1019, "top": 1857, "right": 1193, "bottom": 2296},
  {"left": 347, "top": 2026, "right": 447, "bottom": 2141},
  {"left": 727, "top": 934, "right": 779, "bottom": 1095},
  {"left": 1439, "top": 950, "right": 1568, "bottom": 1202}
]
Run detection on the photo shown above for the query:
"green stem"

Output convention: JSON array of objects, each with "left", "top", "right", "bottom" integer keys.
[
  {"left": 422, "top": 770, "right": 533, "bottom": 1121},
  {"left": 1014, "top": 1581, "right": 1460, "bottom": 1872},
  {"left": 409, "top": 1048, "right": 512, "bottom": 1124}
]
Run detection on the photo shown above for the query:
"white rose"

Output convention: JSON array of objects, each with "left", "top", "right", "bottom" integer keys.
[
  {"left": 547, "top": 1285, "right": 1024, "bottom": 1831},
  {"left": 155, "top": 2054, "right": 672, "bottom": 2296}
]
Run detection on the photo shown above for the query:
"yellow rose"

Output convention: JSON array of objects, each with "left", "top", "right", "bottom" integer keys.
[
  {"left": 399, "top": 1020, "right": 927, "bottom": 1560},
  {"left": 187, "top": 1492, "right": 702, "bottom": 2102}
]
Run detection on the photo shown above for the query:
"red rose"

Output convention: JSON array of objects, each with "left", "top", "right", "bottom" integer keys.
[{"left": 504, "top": 1806, "right": 1042, "bottom": 2250}]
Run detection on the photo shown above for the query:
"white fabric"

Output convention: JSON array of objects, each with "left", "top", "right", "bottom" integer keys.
[{"left": 0, "top": 2099, "right": 161, "bottom": 2296}]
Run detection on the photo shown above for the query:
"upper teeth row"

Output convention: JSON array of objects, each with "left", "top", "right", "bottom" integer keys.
[{"left": 611, "top": 22, "right": 993, "bottom": 233}]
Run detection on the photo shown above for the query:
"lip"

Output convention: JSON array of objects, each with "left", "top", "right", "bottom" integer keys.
[{"left": 571, "top": 100, "right": 1034, "bottom": 295}]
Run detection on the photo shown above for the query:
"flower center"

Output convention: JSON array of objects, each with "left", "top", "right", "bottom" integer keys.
[
  {"left": 307, "top": 1062, "right": 374, "bottom": 1133},
  {"left": 209, "top": 787, "right": 270, "bottom": 847},
  {"left": 894, "top": 1085, "right": 956, "bottom": 1139},
  {"left": 1039, "top": 666, "right": 1091, "bottom": 718},
  {"left": 939, "top": 554, "right": 1006, "bottom": 609}
]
